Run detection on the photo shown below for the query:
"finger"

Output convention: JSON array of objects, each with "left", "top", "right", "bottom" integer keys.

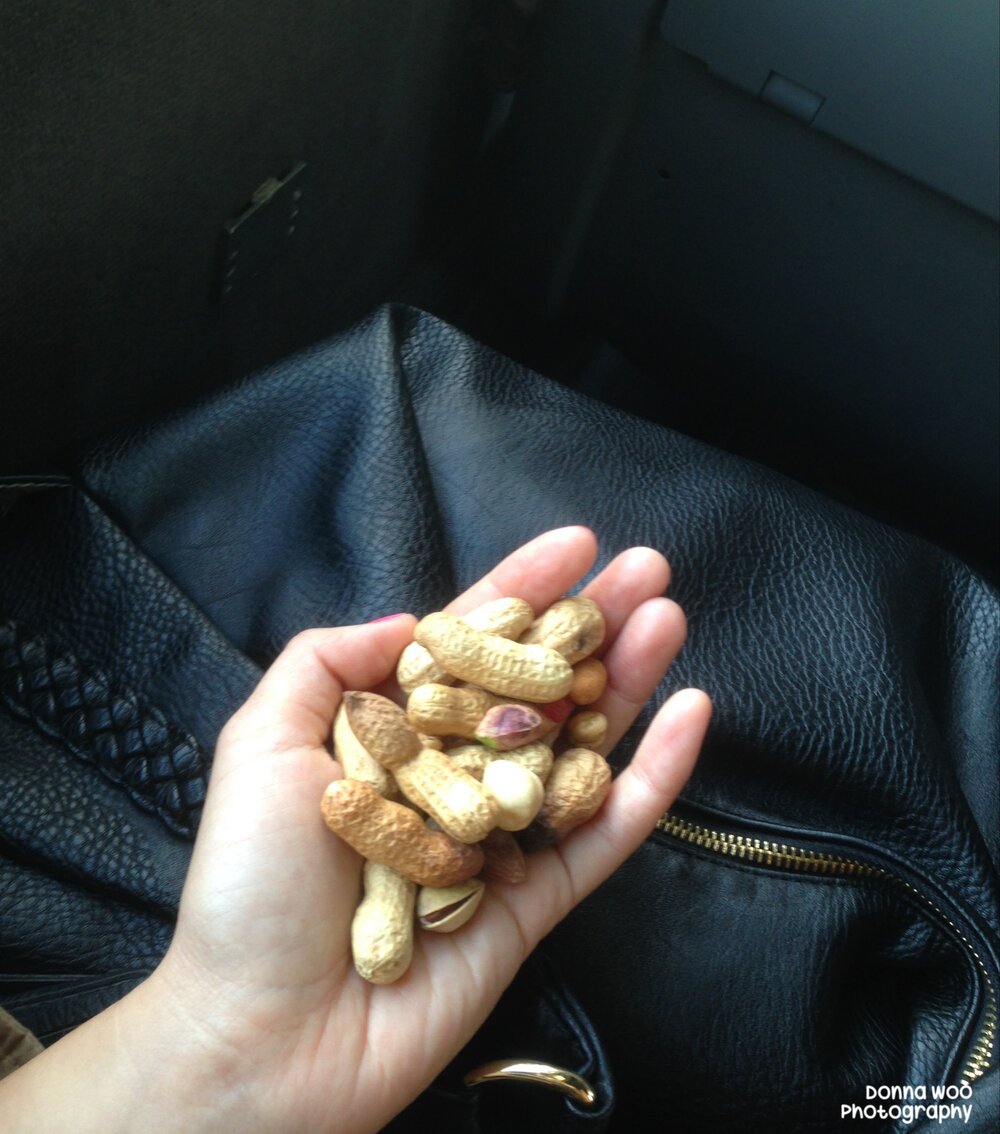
[
  {"left": 215, "top": 616, "right": 417, "bottom": 770},
  {"left": 500, "top": 688, "right": 712, "bottom": 945},
  {"left": 579, "top": 546, "right": 671, "bottom": 644},
  {"left": 594, "top": 596, "right": 687, "bottom": 753},
  {"left": 446, "top": 526, "right": 597, "bottom": 616},
  {"left": 559, "top": 687, "right": 712, "bottom": 895}
]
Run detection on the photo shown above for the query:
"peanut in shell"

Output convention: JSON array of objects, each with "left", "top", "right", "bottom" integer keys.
[
  {"left": 415, "top": 612, "right": 573, "bottom": 702},
  {"left": 520, "top": 597, "right": 606, "bottom": 665},
  {"left": 445, "top": 742, "right": 493, "bottom": 781},
  {"left": 393, "top": 748, "right": 498, "bottom": 844},
  {"left": 342, "top": 691, "right": 421, "bottom": 771},
  {"left": 397, "top": 597, "right": 534, "bottom": 694},
  {"left": 351, "top": 862, "right": 416, "bottom": 984},
  {"left": 519, "top": 747, "right": 612, "bottom": 849},
  {"left": 321, "top": 779, "right": 483, "bottom": 888},
  {"left": 407, "top": 682, "right": 500, "bottom": 738},
  {"left": 333, "top": 702, "right": 394, "bottom": 797}
]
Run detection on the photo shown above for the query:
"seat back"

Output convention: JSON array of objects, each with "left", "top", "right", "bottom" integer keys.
[{"left": 1, "top": 1, "right": 488, "bottom": 470}]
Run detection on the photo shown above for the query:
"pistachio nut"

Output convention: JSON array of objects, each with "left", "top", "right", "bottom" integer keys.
[{"left": 416, "top": 877, "right": 486, "bottom": 933}]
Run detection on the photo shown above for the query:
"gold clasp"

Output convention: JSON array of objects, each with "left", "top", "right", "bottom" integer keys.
[{"left": 463, "top": 1059, "right": 596, "bottom": 1107}]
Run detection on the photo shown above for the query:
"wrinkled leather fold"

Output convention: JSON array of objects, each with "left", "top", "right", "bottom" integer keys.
[{"left": 1, "top": 305, "right": 997, "bottom": 1130}]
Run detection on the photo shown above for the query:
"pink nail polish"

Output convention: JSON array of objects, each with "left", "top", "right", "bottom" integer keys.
[{"left": 370, "top": 612, "right": 407, "bottom": 623}]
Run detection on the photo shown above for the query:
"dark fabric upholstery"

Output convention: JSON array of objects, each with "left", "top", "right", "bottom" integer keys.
[{"left": 0, "top": 0, "right": 487, "bottom": 472}]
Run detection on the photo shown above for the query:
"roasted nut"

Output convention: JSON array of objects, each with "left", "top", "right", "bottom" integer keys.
[
  {"left": 570, "top": 657, "right": 607, "bottom": 705},
  {"left": 407, "top": 683, "right": 500, "bottom": 738},
  {"left": 397, "top": 597, "right": 534, "bottom": 694},
  {"left": 343, "top": 691, "right": 421, "bottom": 770},
  {"left": 520, "top": 597, "right": 605, "bottom": 665},
  {"left": 480, "top": 827, "right": 528, "bottom": 884},
  {"left": 445, "top": 742, "right": 493, "bottom": 781},
  {"left": 567, "top": 710, "right": 607, "bottom": 748},
  {"left": 351, "top": 861, "right": 416, "bottom": 984},
  {"left": 321, "top": 779, "right": 483, "bottom": 887},
  {"left": 416, "top": 877, "right": 485, "bottom": 933},
  {"left": 520, "top": 747, "right": 612, "bottom": 849},
  {"left": 345, "top": 692, "right": 498, "bottom": 842},
  {"left": 393, "top": 748, "right": 498, "bottom": 844},
  {"left": 475, "top": 703, "right": 550, "bottom": 751},
  {"left": 322, "top": 594, "right": 616, "bottom": 927},
  {"left": 482, "top": 759, "right": 545, "bottom": 831},
  {"left": 443, "top": 739, "right": 552, "bottom": 784},
  {"left": 538, "top": 695, "right": 575, "bottom": 723},
  {"left": 415, "top": 612, "right": 574, "bottom": 702},
  {"left": 540, "top": 725, "right": 563, "bottom": 751},
  {"left": 502, "top": 741, "right": 554, "bottom": 783},
  {"left": 333, "top": 702, "right": 394, "bottom": 797}
]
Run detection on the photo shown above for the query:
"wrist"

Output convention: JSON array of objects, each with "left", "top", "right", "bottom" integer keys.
[{"left": 0, "top": 962, "right": 258, "bottom": 1134}]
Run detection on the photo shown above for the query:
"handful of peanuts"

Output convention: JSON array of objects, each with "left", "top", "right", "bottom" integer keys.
[{"left": 320, "top": 595, "right": 612, "bottom": 984}]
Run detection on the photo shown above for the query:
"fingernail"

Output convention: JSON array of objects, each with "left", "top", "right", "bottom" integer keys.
[{"left": 370, "top": 612, "right": 407, "bottom": 624}]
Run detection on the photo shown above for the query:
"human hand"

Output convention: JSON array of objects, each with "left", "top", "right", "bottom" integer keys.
[{"left": 0, "top": 526, "right": 710, "bottom": 1134}]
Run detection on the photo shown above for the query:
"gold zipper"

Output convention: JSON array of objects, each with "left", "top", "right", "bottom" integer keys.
[{"left": 656, "top": 811, "right": 997, "bottom": 1086}]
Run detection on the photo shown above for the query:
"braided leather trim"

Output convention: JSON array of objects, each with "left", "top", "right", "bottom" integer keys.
[{"left": 0, "top": 619, "right": 207, "bottom": 839}]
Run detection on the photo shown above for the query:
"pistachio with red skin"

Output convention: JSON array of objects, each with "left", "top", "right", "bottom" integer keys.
[
  {"left": 475, "top": 703, "right": 550, "bottom": 751},
  {"left": 538, "top": 695, "right": 575, "bottom": 724}
]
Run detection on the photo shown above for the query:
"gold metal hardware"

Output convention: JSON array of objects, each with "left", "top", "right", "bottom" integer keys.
[
  {"left": 463, "top": 1059, "right": 597, "bottom": 1106},
  {"left": 657, "top": 811, "right": 997, "bottom": 1085}
]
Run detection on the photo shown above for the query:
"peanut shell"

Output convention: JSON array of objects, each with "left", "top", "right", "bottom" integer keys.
[
  {"left": 397, "top": 597, "right": 534, "bottom": 693},
  {"left": 343, "top": 691, "right": 421, "bottom": 771},
  {"left": 415, "top": 612, "right": 573, "bottom": 702},
  {"left": 407, "top": 683, "right": 500, "bottom": 738},
  {"left": 321, "top": 779, "right": 483, "bottom": 888},
  {"left": 393, "top": 748, "right": 498, "bottom": 844},
  {"left": 351, "top": 862, "right": 416, "bottom": 984},
  {"left": 333, "top": 703, "right": 394, "bottom": 797},
  {"left": 520, "top": 597, "right": 605, "bottom": 665},
  {"left": 519, "top": 747, "right": 612, "bottom": 849}
]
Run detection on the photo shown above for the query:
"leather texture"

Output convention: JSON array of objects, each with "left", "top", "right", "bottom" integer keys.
[
  {"left": 0, "top": 483, "right": 258, "bottom": 1043},
  {"left": 1, "top": 305, "right": 997, "bottom": 1131}
]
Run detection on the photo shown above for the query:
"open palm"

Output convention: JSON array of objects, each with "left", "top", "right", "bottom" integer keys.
[{"left": 147, "top": 526, "right": 711, "bottom": 1134}]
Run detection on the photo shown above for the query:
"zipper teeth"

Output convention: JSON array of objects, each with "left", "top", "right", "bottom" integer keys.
[{"left": 656, "top": 812, "right": 997, "bottom": 1085}]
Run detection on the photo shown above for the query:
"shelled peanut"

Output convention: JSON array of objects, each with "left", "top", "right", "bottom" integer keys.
[{"left": 320, "top": 593, "right": 614, "bottom": 983}]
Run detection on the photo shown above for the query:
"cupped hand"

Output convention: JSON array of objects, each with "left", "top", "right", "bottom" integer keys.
[{"left": 135, "top": 526, "right": 711, "bottom": 1134}]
